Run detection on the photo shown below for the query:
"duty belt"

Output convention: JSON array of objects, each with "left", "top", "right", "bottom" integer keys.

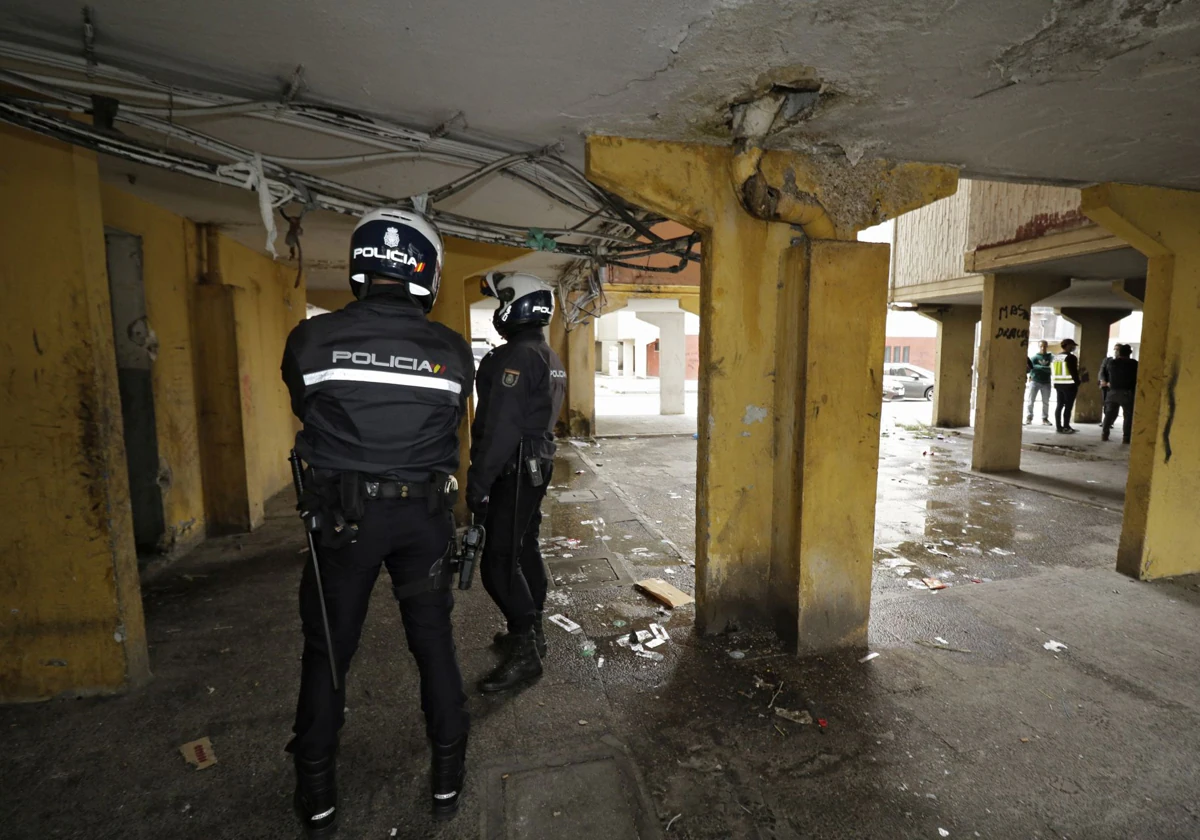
[{"left": 363, "top": 480, "right": 428, "bottom": 500}]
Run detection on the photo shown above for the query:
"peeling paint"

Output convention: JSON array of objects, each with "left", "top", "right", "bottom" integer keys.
[
  {"left": 742, "top": 404, "right": 768, "bottom": 424},
  {"left": 979, "top": 210, "right": 1089, "bottom": 249}
]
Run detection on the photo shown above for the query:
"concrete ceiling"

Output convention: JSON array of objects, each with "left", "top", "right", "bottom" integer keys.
[{"left": 4, "top": 0, "right": 1199, "bottom": 282}]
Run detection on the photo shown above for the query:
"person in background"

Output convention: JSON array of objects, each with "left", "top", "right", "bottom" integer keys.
[
  {"left": 1051, "top": 338, "right": 1081, "bottom": 434},
  {"left": 1101, "top": 343, "right": 1138, "bottom": 444},
  {"left": 1098, "top": 345, "right": 1116, "bottom": 426},
  {"left": 1026, "top": 340, "right": 1054, "bottom": 426}
]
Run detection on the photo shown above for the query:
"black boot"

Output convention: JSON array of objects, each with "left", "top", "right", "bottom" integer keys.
[
  {"left": 431, "top": 734, "right": 469, "bottom": 820},
  {"left": 479, "top": 630, "right": 543, "bottom": 694},
  {"left": 492, "top": 612, "right": 547, "bottom": 658},
  {"left": 294, "top": 753, "right": 337, "bottom": 838}
]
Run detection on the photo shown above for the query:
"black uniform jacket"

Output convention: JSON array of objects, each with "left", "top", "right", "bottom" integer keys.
[
  {"left": 1105, "top": 357, "right": 1139, "bottom": 391},
  {"left": 468, "top": 328, "right": 566, "bottom": 502},
  {"left": 281, "top": 289, "right": 474, "bottom": 481}
]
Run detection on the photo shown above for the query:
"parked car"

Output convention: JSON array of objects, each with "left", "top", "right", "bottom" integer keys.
[
  {"left": 882, "top": 376, "right": 907, "bottom": 401},
  {"left": 884, "top": 364, "right": 935, "bottom": 400}
]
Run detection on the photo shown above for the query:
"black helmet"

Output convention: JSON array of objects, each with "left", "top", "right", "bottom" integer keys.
[
  {"left": 348, "top": 208, "right": 443, "bottom": 311},
  {"left": 481, "top": 272, "right": 555, "bottom": 337}
]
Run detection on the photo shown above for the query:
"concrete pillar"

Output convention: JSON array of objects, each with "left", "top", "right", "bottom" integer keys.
[
  {"left": 972, "top": 274, "right": 1070, "bottom": 472},
  {"left": 0, "top": 124, "right": 149, "bottom": 700},
  {"left": 622, "top": 338, "right": 635, "bottom": 378},
  {"left": 634, "top": 336, "right": 650, "bottom": 378},
  {"left": 1083, "top": 183, "right": 1200, "bottom": 579},
  {"left": 566, "top": 317, "right": 596, "bottom": 436},
  {"left": 638, "top": 311, "right": 687, "bottom": 414},
  {"left": 428, "top": 238, "right": 527, "bottom": 523},
  {"left": 1059, "top": 307, "right": 1130, "bottom": 423},
  {"left": 600, "top": 340, "right": 619, "bottom": 376},
  {"left": 923, "top": 306, "right": 980, "bottom": 428},
  {"left": 587, "top": 135, "right": 956, "bottom": 652}
]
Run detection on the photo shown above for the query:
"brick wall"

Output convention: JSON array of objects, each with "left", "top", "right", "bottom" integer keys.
[
  {"left": 883, "top": 336, "right": 937, "bottom": 371},
  {"left": 646, "top": 335, "right": 701, "bottom": 379}
]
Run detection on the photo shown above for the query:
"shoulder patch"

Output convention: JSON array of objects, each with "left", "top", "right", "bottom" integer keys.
[{"left": 502, "top": 368, "right": 520, "bottom": 387}]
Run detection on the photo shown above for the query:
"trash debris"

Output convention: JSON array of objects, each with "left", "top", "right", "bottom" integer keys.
[
  {"left": 547, "top": 614, "right": 582, "bottom": 634},
  {"left": 1043, "top": 640, "right": 1068, "bottom": 653},
  {"left": 635, "top": 649, "right": 664, "bottom": 661},
  {"left": 988, "top": 547, "right": 1014, "bottom": 556},
  {"left": 774, "top": 707, "right": 813, "bottom": 725},
  {"left": 922, "top": 578, "right": 948, "bottom": 591},
  {"left": 636, "top": 578, "right": 695, "bottom": 608},
  {"left": 580, "top": 640, "right": 596, "bottom": 657},
  {"left": 578, "top": 720, "right": 588, "bottom": 726},
  {"left": 882, "top": 557, "right": 917, "bottom": 569},
  {"left": 575, "top": 469, "right": 586, "bottom": 475},
  {"left": 666, "top": 813, "right": 682, "bottom": 832},
  {"left": 612, "top": 619, "right": 627, "bottom": 628},
  {"left": 597, "top": 656, "right": 605, "bottom": 668},
  {"left": 859, "top": 652, "right": 880, "bottom": 663},
  {"left": 916, "top": 639, "right": 973, "bottom": 653},
  {"left": 940, "top": 829, "right": 950, "bottom": 837},
  {"left": 934, "top": 637, "right": 949, "bottom": 646},
  {"left": 664, "top": 567, "right": 676, "bottom": 575},
  {"left": 728, "top": 650, "right": 746, "bottom": 660},
  {"left": 390, "top": 829, "right": 398, "bottom": 838},
  {"left": 650, "top": 623, "right": 670, "bottom": 642},
  {"left": 180, "top": 738, "right": 217, "bottom": 770}
]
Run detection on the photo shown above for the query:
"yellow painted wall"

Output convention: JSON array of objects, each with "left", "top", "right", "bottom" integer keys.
[
  {"left": 99, "top": 186, "right": 206, "bottom": 552},
  {"left": 213, "top": 237, "right": 306, "bottom": 525},
  {"left": 307, "top": 288, "right": 355, "bottom": 312},
  {"left": 0, "top": 125, "right": 149, "bottom": 700}
]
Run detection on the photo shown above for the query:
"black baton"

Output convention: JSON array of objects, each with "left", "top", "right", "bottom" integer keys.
[
  {"left": 510, "top": 439, "right": 524, "bottom": 579},
  {"left": 290, "top": 450, "right": 340, "bottom": 692}
]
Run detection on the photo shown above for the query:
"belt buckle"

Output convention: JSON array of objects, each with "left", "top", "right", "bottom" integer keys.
[{"left": 365, "top": 481, "right": 380, "bottom": 499}]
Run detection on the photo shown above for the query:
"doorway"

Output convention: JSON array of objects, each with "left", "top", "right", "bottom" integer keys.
[{"left": 104, "top": 230, "right": 165, "bottom": 559}]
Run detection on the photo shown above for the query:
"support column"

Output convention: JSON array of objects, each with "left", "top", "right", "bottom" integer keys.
[
  {"left": 587, "top": 136, "right": 956, "bottom": 651},
  {"left": 600, "top": 340, "right": 619, "bottom": 376},
  {"left": 1082, "top": 183, "right": 1200, "bottom": 579},
  {"left": 1059, "top": 307, "right": 1130, "bottom": 423},
  {"left": 622, "top": 339, "right": 635, "bottom": 378},
  {"left": 923, "top": 306, "right": 980, "bottom": 428},
  {"left": 972, "top": 274, "right": 1070, "bottom": 472},
  {"left": 0, "top": 125, "right": 149, "bottom": 700},
  {"left": 638, "top": 311, "right": 687, "bottom": 415},
  {"left": 428, "top": 238, "right": 527, "bottom": 523},
  {"left": 565, "top": 318, "right": 596, "bottom": 436}
]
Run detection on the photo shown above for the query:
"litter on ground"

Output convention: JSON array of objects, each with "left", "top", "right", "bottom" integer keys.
[
  {"left": 636, "top": 578, "right": 695, "bottom": 608},
  {"left": 774, "top": 707, "right": 813, "bottom": 725},
  {"left": 922, "top": 578, "right": 948, "bottom": 591},
  {"left": 547, "top": 614, "right": 582, "bottom": 634},
  {"left": 179, "top": 738, "right": 217, "bottom": 770},
  {"left": 859, "top": 652, "right": 880, "bottom": 663},
  {"left": 1043, "top": 640, "right": 1068, "bottom": 653}
]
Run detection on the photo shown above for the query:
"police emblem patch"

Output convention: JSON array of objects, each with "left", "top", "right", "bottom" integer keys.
[
  {"left": 383, "top": 226, "right": 401, "bottom": 248},
  {"left": 502, "top": 369, "right": 520, "bottom": 387}
]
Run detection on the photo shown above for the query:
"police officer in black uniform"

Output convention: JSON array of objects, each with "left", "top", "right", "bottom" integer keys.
[
  {"left": 467, "top": 272, "right": 566, "bottom": 693},
  {"left": 281, "top": 209, "right": 474, "bottom": 835}
]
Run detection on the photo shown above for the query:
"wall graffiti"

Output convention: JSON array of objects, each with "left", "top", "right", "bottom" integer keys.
[{"left": 994, "top": 302, "right": 1031, "bottom": 346}]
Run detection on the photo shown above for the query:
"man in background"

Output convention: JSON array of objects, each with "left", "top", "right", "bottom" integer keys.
[{"left": 1101, "top": 344, "right": 1138, "bottom": 444}]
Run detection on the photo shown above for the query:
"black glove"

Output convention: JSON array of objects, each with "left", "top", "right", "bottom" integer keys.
[{"left": 467, "top": 492, "right": 489, "bottom": 519}]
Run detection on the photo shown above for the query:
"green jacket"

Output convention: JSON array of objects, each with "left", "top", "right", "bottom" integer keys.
[{"left": 1029, "top": 352, "right": 1053, "bottom": 384}]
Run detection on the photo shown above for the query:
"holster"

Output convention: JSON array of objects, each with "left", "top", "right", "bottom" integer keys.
[
  {"left": 299, "top": 469, "right": 360, "bottom": 550},
  {"left": 392, "top": 538, "right": 455, "bottom": 601}
]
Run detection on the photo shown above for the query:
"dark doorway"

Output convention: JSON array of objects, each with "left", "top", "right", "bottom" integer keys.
[{"left": 105, "top": 230, "right": 165, "bottom": 559}]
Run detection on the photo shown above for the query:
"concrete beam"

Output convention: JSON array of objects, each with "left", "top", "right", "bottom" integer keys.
[{"left": 1082, "top": 183, "right": 1200, "bottom": 579}]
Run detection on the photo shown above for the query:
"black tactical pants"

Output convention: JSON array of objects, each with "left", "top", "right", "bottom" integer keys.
[
  {"left": 1103, "top": 387, "right": 1135, "bottom": 442},
  {"left": 287, "top": 497, "right": 468, "bottom": 759},
  {"left": 1055, "top": 384, "right": 1079, "bottom": 430},
  {"left": 481, "top": 462, "right": 553, "bottom": 635}
]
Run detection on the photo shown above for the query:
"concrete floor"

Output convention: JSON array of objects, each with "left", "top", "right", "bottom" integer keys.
[{"left": 3, "top": 415, "right": 1199, "bottom": 839}]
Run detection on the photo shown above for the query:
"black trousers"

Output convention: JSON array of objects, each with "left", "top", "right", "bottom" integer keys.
[
  {"left": 287, "top": 497, "right": 468, "bottom": 759},
  {"left": 1103, "top": 387, "right": 1135, "bottom": 441},
  {"left": 1054, "top": 384, "right": 1079, "bottom": 430},
  {"left": 481, "top": 462, "right": 552, "bottom": 635}
]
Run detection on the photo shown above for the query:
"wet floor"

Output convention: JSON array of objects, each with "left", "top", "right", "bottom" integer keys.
[{"left": 3, "top": 415, "right": 1199, "bottom": 840}]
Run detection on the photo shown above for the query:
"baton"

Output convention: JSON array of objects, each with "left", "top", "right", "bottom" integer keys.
[{"left": 290, "top": 450, "right": 340, "bottom": 692}]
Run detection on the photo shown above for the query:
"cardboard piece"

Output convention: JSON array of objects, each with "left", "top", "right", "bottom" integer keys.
[
  {"left": 922, "top": 577, "right": 948, "bottom": 591},
  {"left": 180, "top": 737, "right": 217, "bottom": 770},
  {"left": 635, "top": 578, "right": 695, "bottom": 608}
]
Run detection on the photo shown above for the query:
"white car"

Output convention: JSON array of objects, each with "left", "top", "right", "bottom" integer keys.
[{"left": 883, "top": 376, "right": 907, "bottom": 401}]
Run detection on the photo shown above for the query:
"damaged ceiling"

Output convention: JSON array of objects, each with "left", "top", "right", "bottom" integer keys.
[{"left": 1, "top": 0, "right": 1198, "bottom": 286}]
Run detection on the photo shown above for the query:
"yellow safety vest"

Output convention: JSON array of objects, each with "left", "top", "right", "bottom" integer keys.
[{"left": 1051, "top": 353, "right": 1075, "bottom": 385}]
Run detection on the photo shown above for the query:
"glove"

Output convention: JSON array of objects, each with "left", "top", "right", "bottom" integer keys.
[{"left": 467, "top": 492, "right": 489, "bottom": 519}]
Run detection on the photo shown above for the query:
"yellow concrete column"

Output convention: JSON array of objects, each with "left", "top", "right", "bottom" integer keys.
[
  {"left": 587, "top": 136, "right": 956, "bottom": 650},
  {"left": 972, "top": 274, "right": 1070, "bottom": 472},
  {"left": 428, "top": 238, "right": 527, "bottom": 522},
  {"left": 923, "top": 306, "right": 980, "bottom": 428},
  {"left": 1082, "top": 183, "right": 1200, "bottom": 579},
  {"left": 1058, "top": 307, "right": 1130, "bottom": 423},
  {"left": 0, "top": 125, "right": 149, "bottom": 700},
  {"left": 565, "top": 317, "right": 596, "bottom": 437},
  {"left": 306, "top": 289, "right": 355, "bottom": 311}
]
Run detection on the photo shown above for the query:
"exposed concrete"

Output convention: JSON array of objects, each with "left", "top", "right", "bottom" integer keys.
[
  {"left": 635, "top": 311, "right": 686, "bottom": 415},
  {"left": 922, "top": 305, "right": 980, "bottom": 428}
]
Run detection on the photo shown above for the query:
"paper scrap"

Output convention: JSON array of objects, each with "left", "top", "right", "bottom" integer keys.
[
  {"left": 922, "top": 578, "right": 948, "bottom": 591},
  {"left": 180, "top": 737, "right": 217, "bottom": 770},
  {"left": 774, "top": 707, "right": 813, "bottom": 725},
  {"left": 649, "top": 623, "right": 670, "bottom": 642},
  {"left": 547, "top": 614, "right": 582, "bottom": 634},
  {"left": 859, "top": 652, "right": 880, "bottom": 663},
  {"left": 645, "top": 638, "right": 665, "bottom": 649},
  {"left": 1043, "top": 640, "right": 1068, "bottom": 653}
]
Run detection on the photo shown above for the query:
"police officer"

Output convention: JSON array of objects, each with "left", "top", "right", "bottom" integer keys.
[
  {"left": 1100, "top": 343, "right": 1138, "bottom": 443},
  {"left": 281, "top": 209, "right": 474, "bottom": 834},
  {"left": 1052, "top": 338, "right": 1082, "bottom": 434},
  {"left": 467, "top": 272, "right": 566, "bottom": 693}
]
